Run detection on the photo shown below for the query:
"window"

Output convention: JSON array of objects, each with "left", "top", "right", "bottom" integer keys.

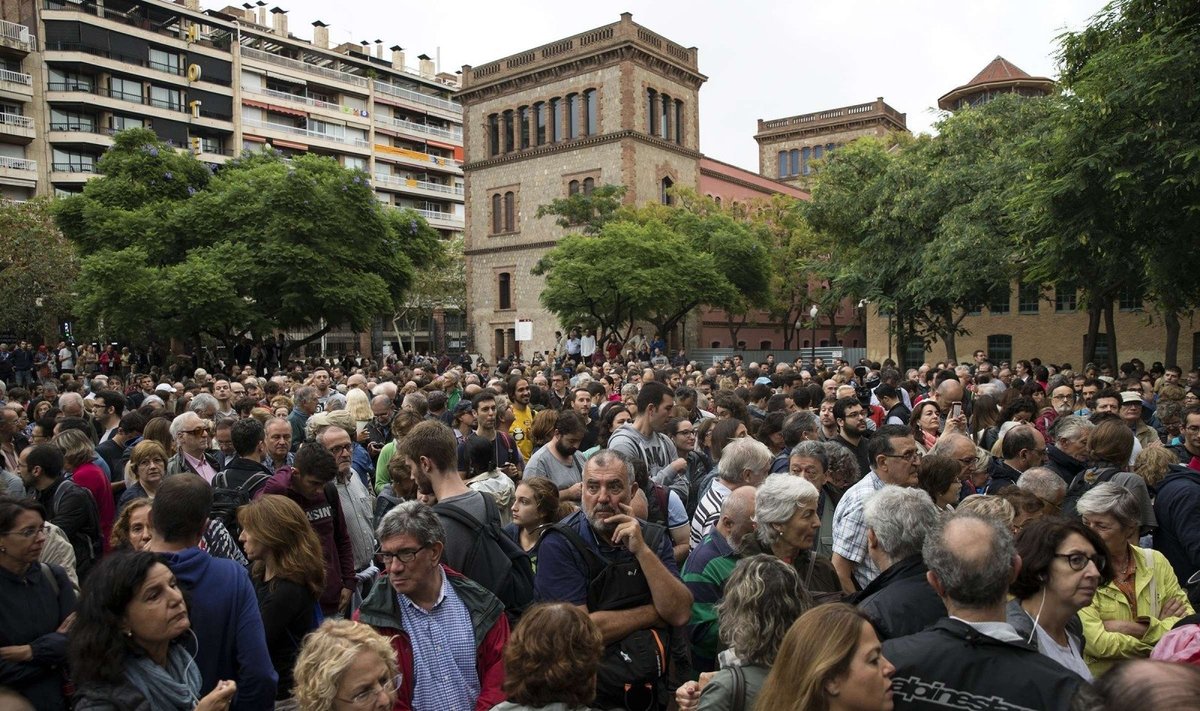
[
  {"left": 674, "top": 99, "right": 683, "bottom": 144},
  {"left": 110, "top": 115, "right": 143, "bottom": 132},
  {"left": 801, "top": 147, "right": 811, "bottom": 176},
  {"left": 149, "top": 85, "right": 182, "bottom": 111},
  {"left": 487, "top": 113, "right": 499, "bottom": 156},
  {"left": 566, "top": 93, "right": 578, "bottom": 139},
  {"left": 812, "top": 144, "right": 824, "bottom": 161},
  {"left": 49, "top": 68, "right": 92, "bottom": 92},
  {"left": 200, "top": 136, "right": 223, "bottom": 154},
  {"left": 50, "top": 109, "right": 95, "bottom": 132},
  {"left": 308, "top": 118, "right": 344, "bottom": 139},
  {"left": 1119, "top": 287, "right": 1144, "bottom": 311},
  {"left": 777, "top": 151, "right": 788, "bottom": 179},
  {"left": 660, "top": 93, "right": 670, "bottom": 138},
  {"left": 582, "top": 177, "right": 595, "bottom": 195},
  {"left": 498, "top": 273, "right": 512, "bottom": 310},
  {"left": 503, "top": 191, "right": 516, "bottom": 232},
  {"left": 904, "top": 337, "right": 926, "bottom": 367},
  {"left": 342, "top": 155, "right": 366, "bottom": 171},
  {"left": 109, "top": 76, "right": 141, "bottom": 103},
  {"left": 533, "top": 102, "right": 546, "bottom": 145},
  {"left": 1088, "top": 334, "right": 1111, "bottom": 364},
  {"left": 502, "top": 110, "right": 514, "bottom": 153},
  {"left": 148, "top": 48, "right": 181, "bottom": 75},
  {"left": 987, "top": 335, "right": 1013, "bottom": 364},
  {"left": 790, "top": 149, "right": 799, "bottom": 177},
  {"left": 52, "top": 149, "right": 96, "bottom": 173},
  {"left": 1055, "top": 284, "right": 1077, "bottom": 313},
  {"left": 1018, "top": 283, "right": 1040, "bottom": 314},
  {"left": 568, "top": 180, "right": 580, "bottom": 196},
  {"left": 584, "top": 89, "right": 597, "bottom": 135},
  {"left": 550, "top": 97, "right": 561, "bottom": 142},
  {"left": 518, "top": 106, "right": 529, "bottom": 149},
  {"left": 759, "top": 340, "right": 772, "bottom": 350},
  {"left": 495, "top": 330, "right": 506, "bottom": 358},
  {"left": 491, "top": 193, "right": 502, "bottom": 234},
  {"left": 660, "top": 176, "right": 674, "bottom": 205},
  {"left": 989, "top": 286, "right": 1011, "bottom": 314},
  {"left": 646, "top": 88, "right": 657, "bottom": 135}
]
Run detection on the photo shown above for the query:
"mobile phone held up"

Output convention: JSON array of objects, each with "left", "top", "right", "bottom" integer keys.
[{"left": 950, "top": 401, "right": 963, "bottom": 420}]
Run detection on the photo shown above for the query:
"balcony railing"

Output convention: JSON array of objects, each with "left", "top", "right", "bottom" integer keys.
[
  {"left": 51, "top": 162, "right": 96, "bottom": 173},
  {"left": 413, "top": 207, "right": 464, "bottom": 226},
  {"left": 0, "top": 112, "right": 34, "bottom": 129},
  {"left": 0, "top": 155, "right": 37, "bottom": 171},
  {"left": 0, "top": 19, "right": 34, "bottom": 50},
  {"left": 243, "top": 118, "right": 370, "bottom": 148},
  {"left": 374, "top": 115, "right": 462, "bottom": 142},
  {"left": 373, "top": 144, "right": 461, "bottom": 170},
  {"left": 374, "top": 173, "right": 464, "bottom": 196},
  {"left": 373, "top": 81, "right": 461, "bottom": 114},
  {"left": 241, "top": 47, "right": 369, "bottom": 89},
  {"left": 0, "top": 68, "right": 33, "bottom": 86},
  {"left": 244, "top": 85, "right": 348, "bottom": 113},
  {"left": 45, "top": 42, "right": 193, "bottom": 79}
]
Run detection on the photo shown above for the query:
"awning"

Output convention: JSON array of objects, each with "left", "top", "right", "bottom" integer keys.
[
  {"left": 243, "top": 134, "right": 267, "bottom": 143},
  {"left": 268, "top": 104, "right": 307, "bottom": 119},
  {"left": 242, "top": 99, "right": 272, "bottom": 111},
  {"left": 270, "top": 139, "right": 308, "bottom": 150},
  {"left": 425, "top": 139, "right": 458, "bottom": 151}
]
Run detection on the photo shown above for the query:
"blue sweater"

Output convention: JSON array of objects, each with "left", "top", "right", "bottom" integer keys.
[{"left": 159, "top": 547, "right": 277, "bottom": 710}]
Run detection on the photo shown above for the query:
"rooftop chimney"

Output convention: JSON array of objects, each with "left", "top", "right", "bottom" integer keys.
[
  {"left": 256, "top": 1, "right": 267, "bottom": 26},
  {"left": 270, "top": 7, "right": 287, "bottom": 36},
  {"left": 418, "top": 53, "right": 433, "bottom": 78},
  {"left": 391, "top": 45, "right": 406, "bottom": 71},
  {"left": 182, "top": 0, "right": 200, "bottom": 10},
  {"left": 359, "top": 40, "right": 370, "bottom": 56},
  {"left": 374, "top": 40, "right": 383, "bottom": 60},
  {"left": 312, "top": 20, "right": 329, "bottom": 49}
]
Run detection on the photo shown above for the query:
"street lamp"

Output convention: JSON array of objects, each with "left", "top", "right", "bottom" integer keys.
[{"left": 809, "top": 304, "right": 819, "bottom": 367}]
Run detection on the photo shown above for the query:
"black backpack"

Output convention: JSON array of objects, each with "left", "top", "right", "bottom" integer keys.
[
  {"left": 1062, "top": 466, "right": 1121, "bottom": 518},
  {"left": 210, "top": 468, "right": 272, "bottom": 549},
  {"left": 434, "top": 494, "right": 535, "bottom": 619},
  {"left": 551, "top": 519, "right": 671, "bottom": 711}
]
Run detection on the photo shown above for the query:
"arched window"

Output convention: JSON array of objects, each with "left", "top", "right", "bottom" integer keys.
[
  {"left": 710, "top": 341, "right": 721, "bottom": 348},
  {"left": 778, "top": 151, "right": 788, "bottom": 178},
  {"left": 533, "top": 102, "right": 546, "bottom": 145},
  {"left": 813, "top": 144, "right": 824, "bottom": 161},
  {"left": 584, "top": 89, "right": 597, "bottom": 135},
  {"left": 660, "top": 176, "right": 674, "bottom": 205},
  {"left": 549, "top": 97, "right": 561, "bottom": 142},
  {"left": 674, "top": 99, "right": 683, "bottom": 144},
  {"left": 790, "top": 149, "right": 800, "bottom": 176},
  {"left": 714, "top": 195, "right": 721, "bottom": 206},
  {"left": 503, "top": 191, "right": 515, "bottom": 232},
  {"left": 491, "top": 193, "right": 502, "bottom": 234},
  {"left": 568, "top": 180, "right": 580, "bottom": 196},
  {"left": 502, "top": 110, "right": 514, "bottom": 153},
  {"left": 487, "top": 114, "right": 499, "bottom": 156},
  {"left": 759, "top": 340, "right": 772, "bottom": 350},
  {"left": 518, "top": 105, "right": 529, "bottom": 149},
  {"left": 582, "top": 177, "right": 595, "bottom": 195},
  {"left": 498, "top": 273, "right": 512, "bottom": 310},
  {"left": 801, "top": 146, "right": 811, "bottom": 175},
  {"left": 646, "top": 88, "right": 657, "bottom": 134},
  {"left": 659, "top": 93, "right": 670, "bottom": 137},
  {"left": 566, "top": 93, "right": 579, "bottom": 139}
]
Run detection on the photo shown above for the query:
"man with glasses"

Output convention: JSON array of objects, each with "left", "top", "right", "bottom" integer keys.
[
  {"left": 357, "top": 500, "right": 509, "bottom": 711},
  {"left": 1017, "top": 467, "right": 1068, "bottom": 517},
  {"left": 317, "top": 424, "right": 376, "bottom": 579},
  {"left": 166, "top": 411, "right": 220, "bottom": 482},
  {"left": 831, "top": 424, "right": 920, "bottom": 593},
  {"left": 1169, "top": 404, "right": 1200, "bottom": 466},
  {"left": 984, "top": 425, "right": 1047, "bottom": 494},
  {"left": 831, "top": 396, "right": 872, "bottom": 478},
  {"left": 1119, "top": 390, "right": 1159, "bottom": 450}
]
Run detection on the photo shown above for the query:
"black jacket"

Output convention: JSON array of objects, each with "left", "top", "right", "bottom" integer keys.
[
  {"left": 984, "top": 458, "right": 1023, "bottom": 493},
  {"left": 884, "top": 618, "right": 1088, "bottom": 711},
  {"left": 854, "top": 555, "right": 945, "bottom": 641},
  {"left": 217, "top": 456, "right": 275, "bottom": 492},
  {"left": 1153, "top": 464, "right": 1200, "bottom": 587},
  {"left": 36, "top": 478, "right": 101, "bottom": 578},
  {"left": 1045, "top": 445, "right": 1087, "bottom": 485}
]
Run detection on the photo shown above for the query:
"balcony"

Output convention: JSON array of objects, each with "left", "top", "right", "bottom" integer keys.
[
  {"left": 242, "top": 118, "right": 371, "bottom": 153},
  {"left": 373, "top": 81, "right": 461, "bottom": 115},
  {"left": 373, "top": 173, "right": 464, "bottom": 200},
  {"left": 0, "top": 19, "right": 35, "bottom": 54},
  {"left": 414, "top": 207, "right": 464, "bottom": 230},
  {"left": 242, "top": 85, "right": 370, "bottom": 126},
  {"left": 0, "top": 68, "right": 33, "bottom": 99},
  {"left": 45, "top": 82, "right": 233, "bottom": 127},
  {"left": 241, "top": 47, "right": 369, "bottom": 90},
  {"left": 0, "top": 155, "right": 37, "bottom": 187},
  {"left": 373, "top": 144, "right": 461, "bottom": 174},
  {"left": 374, "top": 115, "right": 462, "bottom": 143},
  {"left": 0, "top": 112, "right": 35, "bottom": 141}
]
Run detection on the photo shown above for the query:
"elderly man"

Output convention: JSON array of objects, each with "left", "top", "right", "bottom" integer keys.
[
  {"left": 315, "top": 422, "right": 376, "bottom": 575},
  {"left": 682, "top": 485, "right": 756, "bottom": 672},
  {"left": 855, "top": 485, "right": 945, "bottom": 640},
  {"left": 166, "top": 411, "right": 220, "bottom": 481},
  {"left": 1045, "top": 415, "right": 1095, "bottom": 485},
  {"left": 262, "top": 417, "right": 294, "bottom": 473},
  {"left": 984, "top": 425, "right": 1046, "bottom": 493},
  {"left": 356, "top": 502, "right": 508, "bottom": 711},
  {"left": 831, "top": 424, "right": 920, "bottom": 593},
  {"left": 288, "top": 386, "right": 318, "bottom": 450},
  {"left": 1120, "top": 390, "right": 1160, "bottom": 449},
  {"left": 884, "top": 514, "right": 1090, "bottom": 711},
  {"left": 688, "top": 437, "right": 772, "bottom": 548},
  {"left": 1017, "top": 466, "right": 1068, "bottom": 517},
  {"left": 189, "top": 393, "right": 219, "bottom": 421},
  {"left": 534, "top": 449, "right": 691, "bottom": 710}
]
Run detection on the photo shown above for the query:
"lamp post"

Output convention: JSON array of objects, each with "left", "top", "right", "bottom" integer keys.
[{"left": 809, "top": 304, "right": 819, "bottom": 367}]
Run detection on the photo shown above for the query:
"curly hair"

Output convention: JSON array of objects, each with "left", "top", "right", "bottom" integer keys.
[
  {"left": 717, "top": 555, "right": 811, "bottom": 666},
  {"left": 1134, "top": 446, "right": 1178, "bottom": 489},
  {"left": 238, "top": 495, "right": 326, "bottom": 599},
  {"left": 502, "top": 603, "right": 603, "bottom": 707},
  {"left": 293, "top": 619, "right": 399, "bottom": 711},
  {"left": 109, "top": 498, "right": 152, "bottom": 551}
]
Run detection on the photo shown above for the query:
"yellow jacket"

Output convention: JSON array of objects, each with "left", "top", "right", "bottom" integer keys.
[{"left": 1079, "top": 545, "right": 1194, "bottom": 676}]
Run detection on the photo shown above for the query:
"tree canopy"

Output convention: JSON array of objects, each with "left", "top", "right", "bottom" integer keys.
[{"left": 0, "top": 199, "right": 79, "bottom": 340}]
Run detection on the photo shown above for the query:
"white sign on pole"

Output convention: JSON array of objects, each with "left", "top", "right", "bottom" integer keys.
[{"left": 515, "top": 320, "right": 533, "bottom": 342}]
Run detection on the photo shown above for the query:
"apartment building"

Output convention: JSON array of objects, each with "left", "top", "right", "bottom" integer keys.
[{"left": 1, "top": 0, "right": 466, "bottom": 353}]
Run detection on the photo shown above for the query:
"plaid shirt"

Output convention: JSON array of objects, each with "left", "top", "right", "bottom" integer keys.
[{"left": 832, "top": 470, "right": 885, "bottom": 589}]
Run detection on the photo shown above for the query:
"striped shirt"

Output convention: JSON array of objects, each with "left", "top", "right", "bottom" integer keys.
[{"left": 689, "top": 478, "right": 732, "bottom": 549}]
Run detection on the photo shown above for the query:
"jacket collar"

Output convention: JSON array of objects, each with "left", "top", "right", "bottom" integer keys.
[
  {"left": 358, "top": 564, "right": 504, "bottom": 646},
  {"left": 855, "top": 555, "right": 927, "bottom": 601}
]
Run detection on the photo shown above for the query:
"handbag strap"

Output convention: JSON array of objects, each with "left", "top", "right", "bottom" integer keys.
[
  {"left": 729, "top": 665, "right": 746, "bottom": 711},
  {"left": 1143, "top": 547, "right": 1159, "bottom": 618}
]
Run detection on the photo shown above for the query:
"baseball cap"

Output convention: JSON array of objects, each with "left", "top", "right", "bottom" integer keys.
[
  {"left": 1120, "top": 391, "right": 1143, "bottom": 406},
  {"left": 754, "top": 376, "right": 772, "bottom": 386},
  {"left": 155, "top": 383, "right": 174, "bottom": 394}
]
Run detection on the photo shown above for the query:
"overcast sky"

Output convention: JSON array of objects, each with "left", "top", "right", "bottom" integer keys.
[{"left": 257, "top": 0, "right": 1107, "bottom": 171}]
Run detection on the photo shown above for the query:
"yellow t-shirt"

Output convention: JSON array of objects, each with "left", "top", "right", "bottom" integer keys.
[{"left": 509, "top": 404, "right": 534, "bottom": 461}]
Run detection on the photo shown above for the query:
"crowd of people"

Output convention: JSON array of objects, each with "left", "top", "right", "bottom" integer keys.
[{"left": 2, "top": 342, "right": 1200, "bottom": 710}]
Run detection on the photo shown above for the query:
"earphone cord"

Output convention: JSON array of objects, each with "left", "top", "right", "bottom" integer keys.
[{"left": 1026, "top": 587, "right": 1048, "bottom": 646}]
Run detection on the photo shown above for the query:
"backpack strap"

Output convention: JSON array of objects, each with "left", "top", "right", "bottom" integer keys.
[
  {"left": 730, "top": 665, "right": 746, "bottom": 711},
  {"left": 39, "top": 563, "right": 60, "bottom": 598},
  {"left": 549, "top": 521, "right": 607, "bottom": 581},
  {"left": 434, "top": 499, "right": 493, "bottom": 572}
]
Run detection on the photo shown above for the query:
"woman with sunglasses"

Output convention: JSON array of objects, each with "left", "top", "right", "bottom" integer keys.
[
  {"left": 1007, "top": 518, "right": 1110, "bottom": 680},
  {"left": 0, "top": 496, "right": 76, "bottom": 711}
]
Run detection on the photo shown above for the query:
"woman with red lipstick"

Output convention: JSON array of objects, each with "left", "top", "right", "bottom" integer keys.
[{"left": 1007, "top": 518, "right": 1110, "bottom": 680}]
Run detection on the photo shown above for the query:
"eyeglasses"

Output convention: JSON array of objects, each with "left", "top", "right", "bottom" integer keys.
[
  {"left": 182, "top": 428, "right": 209, "bottom": 437},
  {"left": 378, "top": 545, "right": 426, "bottom": 566},
  {"left": 327, "top": 443, "right": 353, "bottom": 455},
  {"left": 1054, "top": 553, "right": 1105, "bottom": 572},
  {"left": 337, "top": 674, "right": 402, "bottom": 706},
  {"left": 675, "top": 429, "right": 696, "bottom": 437},
  {"left": 2, "top": 524, "right": 49, "bottom": 539},
  {"left": 883, "top": 451, "right": 921, "bottom": 462}
]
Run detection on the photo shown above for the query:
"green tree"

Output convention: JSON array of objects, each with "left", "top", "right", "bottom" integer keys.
[
  {"left": 535, "top": 184, "right": 627, "bottom": 234},
  {"left": 54, "top": 129, "right": 437, "bottom": 355},
  {"left": 0, "top": 199, "right": 79, "bottom": 340},
  {"left": 391, "top": 234, "right": 463, "bottom": 353}
]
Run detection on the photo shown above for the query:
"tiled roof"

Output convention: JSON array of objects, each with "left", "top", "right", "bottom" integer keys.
[{"left": 965, "top": 56, "right": 1032, "bottom": 87}]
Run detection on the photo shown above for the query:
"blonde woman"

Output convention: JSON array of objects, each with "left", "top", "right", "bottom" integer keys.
[{"left": 292, "top": 619, "right": 399, "bottom": 711}]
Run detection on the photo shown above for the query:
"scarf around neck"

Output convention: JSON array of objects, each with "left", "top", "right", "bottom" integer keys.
[{"left": 124, "top": 643, "right": 201, "bottom": 711}]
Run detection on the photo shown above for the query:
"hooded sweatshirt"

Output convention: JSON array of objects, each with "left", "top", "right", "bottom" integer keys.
[{"left": 157, "top": 547, "right": 276, "bottom": 710}]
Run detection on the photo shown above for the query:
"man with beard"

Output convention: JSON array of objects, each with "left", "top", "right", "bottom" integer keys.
[
  {"left": 534, "top": 449, "right": 692, "bottom": 710},
  {"left": 506, "top": 375, "right": 535, "bottom": 462},
  {"left": 523, "top": 410, "right": 587, "bottom": 501},
  {"left": 831, "top": 396, "right": 872, "bottom": 478}
]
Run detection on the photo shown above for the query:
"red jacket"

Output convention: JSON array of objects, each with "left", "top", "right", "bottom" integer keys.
[{"left": 355, "top": 566, "right": 509, "bottom": 711}]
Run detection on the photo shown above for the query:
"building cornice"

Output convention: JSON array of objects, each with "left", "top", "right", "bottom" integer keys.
[
  {"left": 754, "top": 115, "right": 907, "bottom": 145},
  {"left": 464, "top": 239, "right": 562, "bottom": 257},
  {"left": 464, "top": 129, "right": 701, "bottom": 171}
]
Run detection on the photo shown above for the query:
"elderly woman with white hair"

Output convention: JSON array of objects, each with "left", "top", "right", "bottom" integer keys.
[
  {"left": 1077, "top": 482, "right": 1193, "bottom": 676},
  {"left": 740, "top": 474, "right": 841, "bottom": 597}
]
